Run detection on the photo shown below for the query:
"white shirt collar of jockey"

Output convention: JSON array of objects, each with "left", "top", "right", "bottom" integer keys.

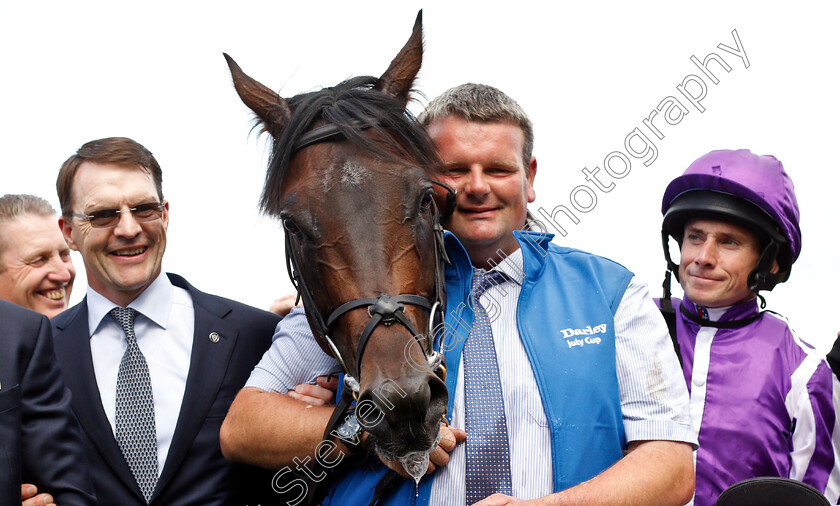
[{"left": 693, "top": 303, "right": 731, "bottom": 322}]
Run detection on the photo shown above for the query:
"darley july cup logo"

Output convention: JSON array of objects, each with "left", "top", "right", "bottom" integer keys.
[{"left": 561, "top": 324, "right": 608, "bottom": 348}]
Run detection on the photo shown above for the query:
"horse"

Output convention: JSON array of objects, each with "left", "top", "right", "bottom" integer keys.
[{"left": 224, "top": 12, "right": 451, "bottom": 475}]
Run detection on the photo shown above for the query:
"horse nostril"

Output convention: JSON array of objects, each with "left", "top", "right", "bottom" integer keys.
[
  {"left": 354, "top": 392, "right": 387, "bottom": 435},
  {"left": 428, "top": 374, "right": 447, "bottom": 404},
  {"left": 356, "top": 373, "right": 449, "bottom": 447},
  {"left": 359, "top": 377, "right": 421, "bottom": 425},
  {"left": 426, "top": 374, "right": 448, "bottom": 422}
]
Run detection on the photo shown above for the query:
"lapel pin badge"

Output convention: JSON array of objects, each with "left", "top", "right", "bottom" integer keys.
[{"left": 209, "top": 331, "right": 220, "bottom": 343}]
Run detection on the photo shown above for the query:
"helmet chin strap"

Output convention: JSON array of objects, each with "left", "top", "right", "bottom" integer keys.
[
  {"left": 748, "top": 240, "right": 783, "bottom": 293},
  {"left": 661, "top": 230, "right": 680, "bottom": 282}
]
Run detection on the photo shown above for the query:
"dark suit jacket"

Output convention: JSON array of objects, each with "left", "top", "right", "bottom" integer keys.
[
  {"left": 827, "top": 334, "right": 840, "bottom": 383},
  {"left": 52, "top": 273, "right": 283, "bottom": 506},
  {"left": 0, "top": 300, "right": 96, "bottom": 505}
]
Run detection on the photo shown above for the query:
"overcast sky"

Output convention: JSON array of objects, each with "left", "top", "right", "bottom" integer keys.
[{"left": 2, "top": 1, "right": 838, "bottom": 351}]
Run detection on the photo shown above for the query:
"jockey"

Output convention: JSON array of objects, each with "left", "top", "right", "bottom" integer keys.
[{"left": 658, "top": 149, "right": 840, "bottom": 505}]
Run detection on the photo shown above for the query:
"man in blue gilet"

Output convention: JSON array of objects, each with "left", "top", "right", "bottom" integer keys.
[{"left": 222, "top": 84, "right": 697, "bottom": 505}]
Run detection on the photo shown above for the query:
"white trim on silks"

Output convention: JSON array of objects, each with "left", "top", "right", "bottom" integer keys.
[
  {"left": 767, "top": 310, "right": 815, "bottom": 352},
  {"left": 686, "top": 325, "right": 718, "bottom": 506},
  {"left": 689, "top": 326, "right": 716, "bottom": 438},
  {"left": 769, "top": 309, "right": 840, "bottom": 502},
  {"left": 786, "top": 353, "right": 819, "bottom": 482},
  {"left": 825, "top": 378, "right": 840, "bottom": 504}
]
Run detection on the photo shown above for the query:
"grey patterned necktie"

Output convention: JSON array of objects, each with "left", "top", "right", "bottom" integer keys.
[
  {"left": 109, "top": 307, "right": 158, "bottom": 503},
  {"left": 463, "top": 269, "right": 513, "bottom": 504}
]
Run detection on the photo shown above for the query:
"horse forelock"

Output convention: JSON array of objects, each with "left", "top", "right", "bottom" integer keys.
[{"left": 259, "top": 75, "right": 441, "bottom": 217}]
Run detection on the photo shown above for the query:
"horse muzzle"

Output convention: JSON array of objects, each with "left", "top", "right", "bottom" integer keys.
[{"left": 356, "top": 368, "right": 448, "bottom": 460}]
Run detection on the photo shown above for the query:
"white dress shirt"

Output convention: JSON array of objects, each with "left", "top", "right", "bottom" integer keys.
[{"left": 86, "top": 272, "right": 194, "bottom": 475}]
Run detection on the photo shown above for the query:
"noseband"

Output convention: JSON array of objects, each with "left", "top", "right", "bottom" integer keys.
[{"left": 284, "top": 119, "right": 454, "bottom": 399}]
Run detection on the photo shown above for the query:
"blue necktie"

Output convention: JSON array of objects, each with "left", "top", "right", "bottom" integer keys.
[
  {"left": 110, "top": 307, "right": 158, "bottom": 503},
  {"left": 464, "top": 269, "right": 513, "bottom": 504}
]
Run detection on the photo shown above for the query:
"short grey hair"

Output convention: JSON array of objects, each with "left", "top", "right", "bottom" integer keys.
[
  {"left": 418, "top": 83, "right": 534, "bottom": 165},
  {"left": 0, "top": 194, "right": 56, "bottom": 222},
  {"left": 0, "top": 194, "right": 58, "bottom": 261}
]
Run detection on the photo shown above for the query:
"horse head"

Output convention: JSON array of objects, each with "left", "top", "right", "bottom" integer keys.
[{"left": 225, "top": 12, "right": 449, "bottom": 462}]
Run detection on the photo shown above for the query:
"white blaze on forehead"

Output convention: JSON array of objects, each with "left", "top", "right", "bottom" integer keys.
[{"left": 340, "top": 161, "right": 371, "bottom": 187}]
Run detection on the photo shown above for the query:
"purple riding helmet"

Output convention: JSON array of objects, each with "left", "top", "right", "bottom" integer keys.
[{"left": 661, "top": 149, "right": 801, "bottom": 292}]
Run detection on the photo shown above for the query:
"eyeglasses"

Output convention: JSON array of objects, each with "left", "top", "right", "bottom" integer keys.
[{"left": 71, "top": 202, "right": 165, "bottom": 228}]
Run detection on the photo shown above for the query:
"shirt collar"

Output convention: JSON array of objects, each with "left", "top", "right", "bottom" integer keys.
[
  {"left": 87, "top": 272, "right": 174, "bottom": 334},
  {"left": 694, "top": 304, "right": 730, "bottom": 322},
  {"left": 485, "top": 248, "right": 524, "bottom": 286},
  {"left": 685, "top": 296, "right": 760, "bottom": 323}
]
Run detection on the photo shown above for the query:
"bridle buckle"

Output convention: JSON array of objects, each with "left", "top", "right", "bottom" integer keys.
[{"left": 367, "top": 293, "right": 405, "bottom": 325}]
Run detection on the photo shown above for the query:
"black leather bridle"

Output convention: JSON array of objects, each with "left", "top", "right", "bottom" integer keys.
[{"left": 283, "top": 120, "right": 455, "bottom": 399}]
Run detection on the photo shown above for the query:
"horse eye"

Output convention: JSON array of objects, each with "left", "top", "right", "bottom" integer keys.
[
  {"left": 420, "top": 192, "right": 433, "bottom": 211},
  {"left": 282, "top": 218, "right": 301, "bottom": 236}
]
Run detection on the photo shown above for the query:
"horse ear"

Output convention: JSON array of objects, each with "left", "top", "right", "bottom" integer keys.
[
  {"left": 375, "top": 10, "right": 423, "bottom": 105},
  {"left": 223, "top": 53, "right": 292, "bottom": 137}
]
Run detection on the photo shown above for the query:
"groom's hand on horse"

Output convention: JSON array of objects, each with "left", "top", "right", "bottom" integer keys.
[
  {"left": 377, "top": 422, "right": 466, "bottom": 477},
  {"left": 287, "top": 375, "right": 339, "bottom": 406},
  {"left": 428, "top": 424, "right": 466, "bottom": 470},
  {"left": 269, "top": 292, "right": 302, "bottom": 317}
]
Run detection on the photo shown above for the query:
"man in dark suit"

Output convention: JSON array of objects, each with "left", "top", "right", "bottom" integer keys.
[
  {"left": 51, "top": 137, "right": 282, "bottom": 505},
  {"left": 0, "top": 300, "right": 97, "bottom": 505}
]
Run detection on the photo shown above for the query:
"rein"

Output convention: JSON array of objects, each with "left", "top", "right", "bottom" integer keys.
[{"left": 283, "top": 117, "right": 453, "bottom": 399}]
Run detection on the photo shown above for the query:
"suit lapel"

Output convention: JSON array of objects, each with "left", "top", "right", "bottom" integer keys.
[
  {"left": 53, "top": 301, "right": 143, "bottom": 499},
  {"left": 154, "top": 275, "right": 239, "bottom": 496}
]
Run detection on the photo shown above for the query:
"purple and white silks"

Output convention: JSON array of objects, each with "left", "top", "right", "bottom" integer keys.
[{"left": 673, "top": 297, "right": 840, "bottom": 505}]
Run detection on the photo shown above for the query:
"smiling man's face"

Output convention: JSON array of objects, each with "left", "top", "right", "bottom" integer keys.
[
  {"left": 428, "top": 115, "right": 536, "bottom": 268},
  {"left": 678, "top": 218, "right": 763, "bottom": 308},
  {"left": 0, "top": 213, "right": 75, "bottom": 317},
  {"left": 60, "top": 161, "right": 168, "bottom": 307}
]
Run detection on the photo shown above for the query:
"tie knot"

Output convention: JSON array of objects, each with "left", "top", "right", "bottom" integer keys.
[
  {"left": 471, "top": 269, "right": 508, "bottom": 298},
  {"left": 109, "top": 307, "right": 138, "bottom": 340}
]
